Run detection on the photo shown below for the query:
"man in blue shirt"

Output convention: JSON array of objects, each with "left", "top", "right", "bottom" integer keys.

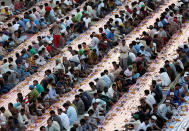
[
  {"left": 48, "top": 83, "right": 57, "bottom": 99},
  {"left": 132, "top": 41, "right": 140, "bottom": 52},
  {"left": 139, "top": 46, "right": 151, "bottom": 62},
  {"left": 101, "top": 72, "right": 112, "bottom": 88},
  {"left": 45, "top": 69, "right": 56, "bottom": 83},
  {"left": 15, "top": 17, "right": 26, "bottom": 31},
  {"left": 106, "top": 28, "right": 115, "bottom": 49},
  {"left": 63, "top": 102, "right": 77, "bottom": 125},
  {"left": 173, "top": 84, "right": 186, "bottom": 105}
]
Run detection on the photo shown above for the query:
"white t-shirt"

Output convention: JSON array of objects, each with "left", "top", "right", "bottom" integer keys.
[
  {"left": 13, "top": 24, "right": 20, "bottom": 31},
  {"left": 0, "top": 34, "right": 9, "bottom": 42},
  {"left": 69, "top": 55, "right": 80, "bottom": 63},
  {"left": 120, "top": 45, "right": 129, "bottom": 59},
  {"left": 129, "top": 52, "right": 136, "bottom": 62},
  {"left": 64, "top": 0, "right": 72, "bottom": 5},
  {"left": 146, "top": 94, "right": 156, "bottom": 106},
  {"left": 83, "top": 17, "right": 91, "bottom": 28},
  {"left": 107, "top": 87, "right": 114, "bottom": 98},
  {"left": 26, "top": 21, "right": 36, "bottom": 31},
  {"left": 65, "top": 19, "right": 73, "bottom": 27},
  {"left": 97, "top": 2, "right": 104, "bottom": 13},
  {"left": 160, "top": 72, "right": 171, "bottom": 86},
  {"left": 91, "top": 37, "right": 99, "bottom": 48},
  {"left": 59, "top": 112, "right": 70, "bottom": 129},
  {"left": 124, "top": 69, "right": 132, "bottom": 80},
  {"left": 137, "top": 122, "right": 151, "bottom": 131},
  {"left": 35, "top": 56, "right": 46, "bottom": 66},
  {"left": 114, "top": 18, "right": 122, "bottom": 25}
]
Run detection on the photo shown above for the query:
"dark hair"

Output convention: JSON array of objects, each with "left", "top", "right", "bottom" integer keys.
[
  {"left": 88, "top": 109, "right": 94, "bottom": 114},
  {"left": 33, "top": 80, "right": 38, "bottom": 83},
  {"left": 104, "top": 70, "right": 108, "bottom": 73},
  {"left": 20, "top": 108, "right": 25, "bottom": 113},
  {"left": 175, "top": 83, "right": 180, "bottom": 87},
  {"left": 75, "top": 95, "right": 80, "bottom": 98},
  {"left": 0, "top": 107, "right": 5, "bottom": 111},
  {"left": 63, "top": 103, "right": 69, "bottom": 108},
  {"left": 8, "top": 57, "right": 13, "bottom": 62},
  {"left": 78, "top": 89, "right": 83, "bottom": 92},
  {"left": 144, "top": 90, "right": 150, "bottom": 95},
  {"left": 89, "top": 82, "right": 94, "bottom": 86},
  {"left": 40, "top": 126, "right": 46, "bottom": 130},
  {"left": 50, "top": 110, "right": 55, "bottom": 115},
  {"left": 80, "top": 118, "right": 86, "bottom": 123},
  {"left": 94, "top": 93, "right": 98, "bottom": 97}
]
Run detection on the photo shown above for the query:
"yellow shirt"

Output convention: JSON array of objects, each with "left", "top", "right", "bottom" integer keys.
[{"left": 1, "top": 9, "right": 11, "bottom": 15}]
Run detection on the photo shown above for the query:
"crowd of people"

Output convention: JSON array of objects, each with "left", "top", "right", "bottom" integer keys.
[
  {"left": 127, "top": 39, "right": 189, "bottom": 131},
  {"left": 0, "top": 0, "right": 38, "bottom": 21},
  {"left": 0, "top": 0, "right": 126, "bottom": 94},
  {"left": 0, "top": 0, "right": 189, "bottom": 130}
]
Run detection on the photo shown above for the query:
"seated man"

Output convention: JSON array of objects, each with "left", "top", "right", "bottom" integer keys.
[
  {"left": 172, "top": 83, "right": 187, "bottom": 105},
  {"left": 14, "top": 62, "right": 30, "bottom": 82},
  {"left": 25, "top": 17, "right": 39, "bottom": 34},
  {"left": 158, "top": 100, "right": 173, "bottom": 121}
]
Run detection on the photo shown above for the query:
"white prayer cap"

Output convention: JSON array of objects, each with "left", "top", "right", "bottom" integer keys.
[
  {"left": 84, "top": 114, "right": 89, "bottom": 117},
  {"left": 1, "top": 122, "right": 6, "bottom": 125},
  {"left": 151, "top": 115, "right": 157, "bottom": 120},
  {"left": 173, "top": 55, "right": 177, "bottom": 60},
  {"left": 178, "top": 45, "right": 184, "bottom": 49},
  {"left": 184, "top": 72, "right": 189, "bottom": 77},
  {"left": 165, "top": 100, "right": 170, "bottom": 103},
  {"left": 111, "top": 27, "right": 115, "bottom": 30},
  {"left": 95, "top": 99, "right": 101, "bottom": 103}
]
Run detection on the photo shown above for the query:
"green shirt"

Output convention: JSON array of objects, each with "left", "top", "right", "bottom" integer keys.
[
  {"left": 75, "top": 12, "right": 83, "bottom": 22},
  {"left": 78, "top": 49, "right": 84, "bottom": 56},
  {"left": 29, "top": 48, "right": 37, "bottom": 55},
  {"left": 30, "top": 89, "right": 39, "bottom": 101},
  {"left": 35, "top": 84, "right": 44, "bottom": 94},
  {"left": 71, "top": 16, "right": 77, "bottom": 23}
]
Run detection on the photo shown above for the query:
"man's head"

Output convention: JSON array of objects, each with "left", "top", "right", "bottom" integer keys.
[
  {"left": 144, "top": 117, "right": 149, "bottom": 125},
  {"left": 165, "top": 99, "right": 170, "bottom": 106},
  {"left": 175, "top": 83, "right": 181, "bottom": 90},
  {"left": 84, "top": 114, "right": 89, "bottom": 120},
  {"left": 140, "top": 98, "right": 146, "bottom": 106},
  {"left": 121, "top": 39, "right": 126, "bottom": 46},
  {"left": 144, "top": 90, "right": 150, "bottom": 96},
  {"left": 45, "top": 69, "right": 51, "bottom": 76},
  {"left": 63, "top": 103, "right": 69, "bottom": 110},
  {"left": 112, "top": 84, "right": 117, "bottom": 91},
  {"left": 89, "top": 82, "right": 96, "bottom": 90},
  {"left": 50, "top": 110, "right": 56, "bottom": 117},
  {"left": 57, "top": 108, "right": 63, "bottom": 115},
  {"left": 88, "top": 109, "right": 94, "bottom": 116},
  {"left": 75, "top": 95, "right": 80, "bottom": 101},
  {"left": 140, "top": 46, "right": 145, "bottom": 51},
  {"left": 128, "top": 65, "right": 133, "bottom": 71},
  {"left": 40, "top": 126, "right": 46, "bottom": 131},
  {"left": 29, "top": 85, "right": 35, "bottom": 90},
  {"left": 94, "top": 93, "right": 98, "bottom": 99},
  {"left": 52, "top": 83, "right": 56, "bottom": 89},
  {"left": 0, "top": 107, "right": 5, "bottom": 113},
  {"left": 80, "top": 119, "right": 86, "bottom": 125},
  {"left": 104, "top": 69, "right": 109, "bottom": 75},
  {"left": 20, "top": 109, "right": 25, "bottom": 116},
  {"left": 33, "top": 80, "right": 38, "bottom": 86},
  {"left": 47, "top": 118, "right": 53, "bottom": 127},
  {"left": 151, "top": 115, "right": 157, "bottom": 123}
]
